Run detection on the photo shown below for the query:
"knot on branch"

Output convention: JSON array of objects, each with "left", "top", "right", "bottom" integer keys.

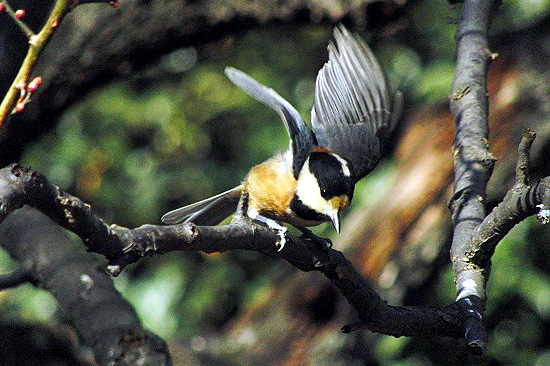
[
  {"left": 452, "top": 142, "right": 496, "bottom": 170},
  {"left": 450, "top": 84, "right": 475, "bottom": 101}
]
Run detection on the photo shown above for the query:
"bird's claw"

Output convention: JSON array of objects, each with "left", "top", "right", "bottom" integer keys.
[
  {"left": 299, "top": 228, "right": 332, "bottom": 249},
  {"left": 247, "top": 209, "right": 289, "bottom": 252},
  {"left": 275, "top": 227, "right": 289, "bottom": 252},
  {"left": 313, "top": 258, "right": 325, "bottom": 268}
]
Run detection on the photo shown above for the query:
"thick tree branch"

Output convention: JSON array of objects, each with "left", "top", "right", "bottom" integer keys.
[
  {"left": 0, "top": 206, "right": 171, "bottom": 366},
  {"left": 0, "top": 164, "right": 464, "bottom": 338},
  {"left": 0, "top": 166, "right": 467, "bottom": 338},
  {"left": 449, "top": 0, "right": 496, "bottom": 301},
  {"left": 445, "top": 0, "right": 550, "bottom": 355},
  {"left": 448, "top": 0, "right": 496, "bottom": 354},
  {"left": 1, "top": 162, "right": 548, "bottom": 344}
]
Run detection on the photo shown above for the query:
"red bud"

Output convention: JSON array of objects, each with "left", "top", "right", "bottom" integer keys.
[
  {"left": 15, "top": 9, "right": 26, "bottom": 19},
  {"left": 28, "top": 77, "right": 42, "bottom": 93},
  {"left": 31, "top": 76, "right": 42, "bottom": 87}
]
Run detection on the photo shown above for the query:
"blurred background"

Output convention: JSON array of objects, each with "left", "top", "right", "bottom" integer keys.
[{"left": 0, "top": 0, "right": 548, "bottom": 365}]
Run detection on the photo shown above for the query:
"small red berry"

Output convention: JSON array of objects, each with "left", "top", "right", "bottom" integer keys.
[
  {"left": 15, "top": 9, "right": 25, "bottom": 19},
  {"left": 0, "top": 4, "right": 5, "bottom": 13},
  {"left": 109, "top": 1, "right": 120, "bottom": 9}
]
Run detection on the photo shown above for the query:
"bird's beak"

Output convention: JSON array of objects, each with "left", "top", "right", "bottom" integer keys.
[{"left": 329, "top": 211, "right": 340, "bottom": 233}]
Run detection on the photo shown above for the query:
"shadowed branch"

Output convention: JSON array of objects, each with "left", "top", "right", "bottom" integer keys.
[
  {"left": 0, "top": 206, "right": 171, "bottom": 366},
  {"left": 445, "top": 0, "right": 550, "bottom": 355},
  {"left": 1, "top": 161, "right": 548, "bottom": 345}
]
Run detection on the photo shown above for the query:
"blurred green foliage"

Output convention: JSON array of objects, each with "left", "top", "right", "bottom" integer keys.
[{"left": 0, "top": 0, "right": 548, "bottom": 365}]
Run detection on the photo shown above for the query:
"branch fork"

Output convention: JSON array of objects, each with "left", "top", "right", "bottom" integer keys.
[{"left": 1, "top": 145, "right": 548, "bottom": 351}]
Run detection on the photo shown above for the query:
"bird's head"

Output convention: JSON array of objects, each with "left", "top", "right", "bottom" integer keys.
[{"left": 291, "top": 150, "right": 355, "bottom": 232}]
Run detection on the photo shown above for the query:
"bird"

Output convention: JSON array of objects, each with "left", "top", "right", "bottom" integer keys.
[{"left": 162, "top": 25, "right": 403, "bottom": 251}]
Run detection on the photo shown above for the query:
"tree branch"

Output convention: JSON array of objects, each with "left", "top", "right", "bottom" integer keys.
[
  {"left": 448, "top": 0, "right": 497, "bottom": 354},
  {"left": 1, "top": 162, "right": 548, "bottom": 345},
  {"left": 445, "top": 0, "right": 550, "bottom": 355},
  {"left": 467, "top": 130, "right": 545, "bottom": 269},
  {"left": 0, "top": 0, "right": 117, "bottom": 128},
  {"left": 515, "top": 129, "right": 535, "bottom": 185},
  {"left": 0, "top": 165, "right": 466, "bottom": 338},
  {"left": 0, "top": 0, "right": 547, "bottom": 356},
  {"left": 0, "top": 206, "right": 171, "bottom": 366},
  {"left": 0, "top": 1, "right": 36, "bottom": 39}
]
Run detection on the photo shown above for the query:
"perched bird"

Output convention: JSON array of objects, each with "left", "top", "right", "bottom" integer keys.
[{"left": 162, "top": 25, "right": 402, "bottom": 250}]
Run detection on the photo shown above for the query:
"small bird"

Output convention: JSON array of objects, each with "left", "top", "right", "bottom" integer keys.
[{"left": 162, "top": 25, "right": 402, "bottom": 250}]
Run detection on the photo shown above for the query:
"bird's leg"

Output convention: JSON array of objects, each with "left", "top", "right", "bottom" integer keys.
[
  {"left": 247, "top": 208, "right": 288, "bottom": 252},
  {"left": 297, "top": 227, "right": 332, "bottom": 249}
]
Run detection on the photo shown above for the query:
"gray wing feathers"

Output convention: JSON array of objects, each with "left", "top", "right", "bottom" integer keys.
[
  {"left": 225, "top": 67, "right": 315, "bottom": 178},
  {"left": 311, "top": 25, "right": 402, "bottom": 180},
  {"left": 161, "top": 185, "right": 243, "bottom": 226},
  {"left": 224, "top": 67, "right": 304, "bottom": 137}
]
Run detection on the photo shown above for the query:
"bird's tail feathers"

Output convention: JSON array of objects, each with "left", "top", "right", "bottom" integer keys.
[{"left": 161, "top": 185, "right": 243, "bottom": 225}]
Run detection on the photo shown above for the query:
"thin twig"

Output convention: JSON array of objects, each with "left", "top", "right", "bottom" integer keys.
[
  {"left": 515, "top": 129, "right": 536, "bottom": 186},
  {"left": 0, "top": 0, "right": 117, "bottom": 128},
  {"left": 0, "top": 1, "right": 36, "bottom": 39},
  {"left": 0, "top": 0, "right": 71, "bottom": 127}
]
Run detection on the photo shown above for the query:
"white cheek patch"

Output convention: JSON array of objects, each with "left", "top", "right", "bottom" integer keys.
[
  {"left": 331, "top": 153, "right": 351, "bottom": 177},
  {"left": 295, "top": 160, "right": 333, "bottom": 215}
]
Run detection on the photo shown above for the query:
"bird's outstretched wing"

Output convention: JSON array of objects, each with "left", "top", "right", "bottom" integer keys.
[
  {"left": 311, "top": 25, "right": 403, "bottom": 182},
  {"left": 225, "top": 67, "right": 316, "bottom": 178}
]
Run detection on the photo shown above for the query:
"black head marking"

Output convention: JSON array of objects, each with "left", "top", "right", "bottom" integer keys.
[
  {"left": 289, "top": 196, "right": 328, "bottom": 222},
  {"left": 308, "top": 151, "right": 355, "bottom": 200}
]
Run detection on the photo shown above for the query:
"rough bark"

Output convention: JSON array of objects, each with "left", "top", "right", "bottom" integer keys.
[
  {"left": 0, "top": 206, "right": 171, "bottom": 366},
  {"left": 0, "top": 164, "right": 472, "bottom": 339}
]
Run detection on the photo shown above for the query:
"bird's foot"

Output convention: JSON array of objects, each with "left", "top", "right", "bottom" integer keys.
[
  {"left": 298, "top": 227, "right": 332, "bottom": 249},
  {"left": 274, "top": 226, "right": 289, "bottom": 252},
  {"left": 247, "top": 208, "right": 289, "bottom": 252}
]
